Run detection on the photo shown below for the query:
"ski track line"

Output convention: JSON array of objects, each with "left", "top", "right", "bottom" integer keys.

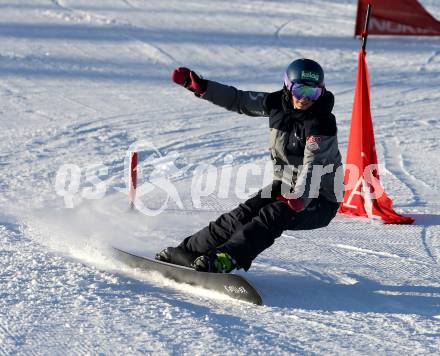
[
  {"left": 50, "top": 0, "right": 68, "bottom": 11},
  {"left": 52, "top": 0, "right": 176, "bottom": 65},
  {"left": 419, "top": 50, "right": 440, "bottom": 71},
  {"left": 280, "top": 232, "right": 356, "bottom": 269},
  {"left": 274, "top": 20, "right": 293, "bottom": 41},
  {"left": 381, "top": 137, "right": 438, "bottom": 206},
  {"left": 51, "top": 0, "right": 110, "bottom": 24},
  {"left": 5, "top": 72, "right": 100, "bottom": 117},
  {"left": 379, "top": 140, "right": 419, "bottom": 205},
  {"left": 70, "top": 106, "right": 186, "bottom": 131},
  {"left": 133, "top": 40, "right": 177, "bottom": 66},
  {"left": 0, "top": 81, "right": 35, "bottom": 117},
  {"left": 421, "top": 227, "right": 439, "bottom": 264},
  {"left": 121, "top": 0, "right": 138, "bottom": 10},
  {"left": 333, "top": 243, "right": 439, "bottom": 268},
  {"left": 0, "top": 323, "right": 20, "bottom": 354},
  {"left": 55, "top": 93, "right": 101, "bottom": 115},
  {"left": 427, "top": 50, "right": 440, "bottom": 65},
  {"left": 282, "top": 226, "right": 440, "bottom": 270},
  {"left": 272, "top": 19, "right": 304, "bottom": 59}
]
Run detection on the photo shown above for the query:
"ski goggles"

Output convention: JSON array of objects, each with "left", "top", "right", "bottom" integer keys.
[{"left": 284, "top": 74, "right": 323, "bottom": 101}]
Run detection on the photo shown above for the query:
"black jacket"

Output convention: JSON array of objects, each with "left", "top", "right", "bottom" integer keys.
[{"left": 202, "top": 80, "right": 343, "bottom": 207}]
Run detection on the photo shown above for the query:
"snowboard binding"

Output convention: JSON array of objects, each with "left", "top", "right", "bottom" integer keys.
[{"left": 192, "top": 252, "right": 236, "bottom": 273}]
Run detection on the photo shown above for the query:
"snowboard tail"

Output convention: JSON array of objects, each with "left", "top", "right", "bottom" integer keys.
[{"left": 113, "top": 247, "right": 263, "bottom": 305}]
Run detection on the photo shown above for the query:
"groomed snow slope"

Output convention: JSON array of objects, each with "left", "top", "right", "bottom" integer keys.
[{"left": 1, "top": 0, "right": 440, "bottom": 354}]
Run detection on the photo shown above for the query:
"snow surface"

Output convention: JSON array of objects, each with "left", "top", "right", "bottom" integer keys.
[{"left": 1, "top": 0, "right": 440, "bottom": 354}]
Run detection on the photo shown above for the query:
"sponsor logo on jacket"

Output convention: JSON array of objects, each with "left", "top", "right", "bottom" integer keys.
[{"left": 306, "top": 135, "right": 322, "bottom": 151}]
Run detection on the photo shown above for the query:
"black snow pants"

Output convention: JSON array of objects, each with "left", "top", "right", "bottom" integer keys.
[{"left": 179, "top": 181, "right": 339, "bottom": 270}]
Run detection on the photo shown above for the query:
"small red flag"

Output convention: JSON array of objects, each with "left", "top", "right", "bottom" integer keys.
[
  {"left": 129, "top": 151, "right": 138, "bottom": 209},
  {"left": 339, "top": 49, "right": 414, "bottom": 224}
]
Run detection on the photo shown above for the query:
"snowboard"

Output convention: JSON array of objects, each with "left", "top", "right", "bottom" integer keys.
[{"left": 112, "top": 247, "right": 263, "bottom": 305}]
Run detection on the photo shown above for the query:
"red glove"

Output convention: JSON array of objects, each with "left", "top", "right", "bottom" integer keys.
[
  {"left": 171, "top": 67, "right": 207, "bottom": 97},
  {"left": 276, "top": 195, "right": 305, "bottom": 212}
]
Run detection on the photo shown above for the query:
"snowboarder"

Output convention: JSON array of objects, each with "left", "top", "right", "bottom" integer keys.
[{"left": 156, "top": 59, "right": 343, "bottom": 273}]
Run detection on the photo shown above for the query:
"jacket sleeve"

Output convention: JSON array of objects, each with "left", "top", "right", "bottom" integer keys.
[
  {"left": 201, "top": 80, "right": 270, "bottom": 117},
  {"left": 292, "top": 134, "right": 340, "bottom": 209}
]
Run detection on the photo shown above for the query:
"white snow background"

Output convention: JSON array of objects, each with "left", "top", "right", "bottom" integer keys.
[{"left": 1, "top": 0, "right": 440, "bottom": 354}]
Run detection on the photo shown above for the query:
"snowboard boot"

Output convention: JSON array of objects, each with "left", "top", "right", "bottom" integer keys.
[
  {"left": 192, "top": 252, "right": 236, "bottom": 273},
  {"left": 155, "top": 248, "right": 172, "bottom": 262},
  {"left": 155, "top": 246, "right": 199, "bottom": 268}
]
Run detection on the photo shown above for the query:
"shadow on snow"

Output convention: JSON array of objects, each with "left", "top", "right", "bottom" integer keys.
[{"left": 254, "top": 271, "right": 440, "bottom": 316}]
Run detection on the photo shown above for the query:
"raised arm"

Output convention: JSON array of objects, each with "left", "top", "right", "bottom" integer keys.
[
  {"left": 202, "top": 80, "right": 269, "bottom": 117},
  {"left": 171, "top": 67, "right": 270, "bottom": 117}
]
